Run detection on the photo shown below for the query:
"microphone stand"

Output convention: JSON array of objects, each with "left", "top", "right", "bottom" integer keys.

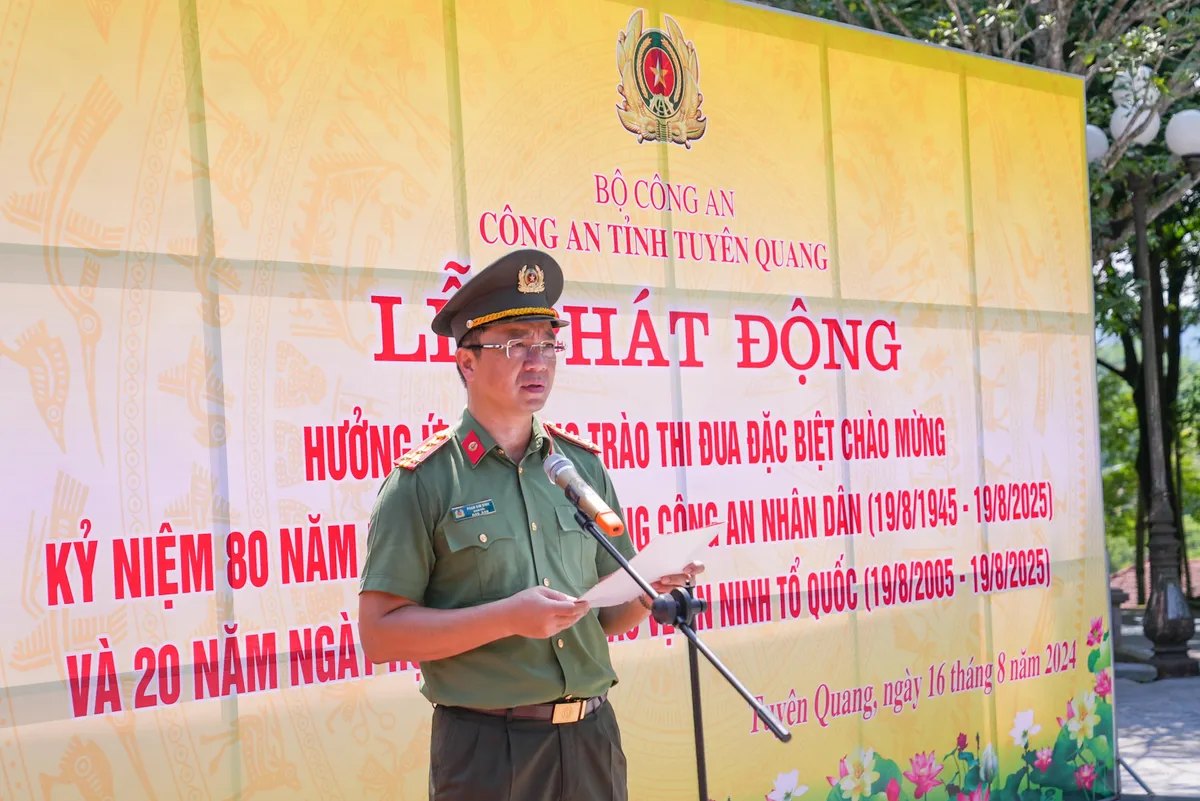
[{"left": 573, "top": 509, "right": 792, "bottom": 801}]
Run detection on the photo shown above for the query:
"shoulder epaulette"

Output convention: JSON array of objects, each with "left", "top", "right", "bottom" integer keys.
[
  {"left": 395, "top": 428, "right": 454, "bottom": 471},
  {"left": 544, "top": 422, "right": 601, "bottom": 454}
]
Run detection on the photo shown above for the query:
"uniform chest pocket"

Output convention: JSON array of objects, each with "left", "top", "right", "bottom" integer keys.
[
  {"left": 555, "top": 506, "right": 599, "bottom": 590},
  {"left": 440, "top": 516, "right": 519, "bottom": 603}
]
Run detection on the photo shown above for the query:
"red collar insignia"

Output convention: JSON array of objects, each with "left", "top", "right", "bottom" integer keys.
[{"left": 462, "top": 430, "right": 486, "bottom": 466}]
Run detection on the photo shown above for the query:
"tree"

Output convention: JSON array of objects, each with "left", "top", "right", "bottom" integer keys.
[
  {"left": 1095, "top": 190, "right": 1200, "bottom": 599},
  {"left": 1102, "top": 334, "right": 1200, "bottom": 602},
  {"left": 1097, "top": 364, "right": 1140, "bottom": 572}
]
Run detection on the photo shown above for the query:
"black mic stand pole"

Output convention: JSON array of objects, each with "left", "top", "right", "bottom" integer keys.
[{"left": 573, "top": 510, "right": 792, "bottom": 801}]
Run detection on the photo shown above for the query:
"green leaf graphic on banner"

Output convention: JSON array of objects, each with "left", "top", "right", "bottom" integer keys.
[
  {"left": 1032, "top": 728, "right": 1081, "bottom": 790},
  {"left": 1087, "top": 646, "right": 1111, "bottom": 674},
  {"left": 1000, "top": 767, "right": 1028, "bottom": 801},
  {"left": 1096, "top": 700, "right": 1114, "bottom": 743},
  {"left": 963, "top": 765, "right": 981, "bottom": 793},
  {"left": 871, "top": 757, "right": 904, "bottom": 796},
  {"left": 1088, "top": 734, "right": 1112, "bottom": 765}
]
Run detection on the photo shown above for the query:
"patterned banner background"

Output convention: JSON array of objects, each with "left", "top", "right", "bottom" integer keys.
[{"left": 0, "top": 0, "right": 1116, "bottom": 799}]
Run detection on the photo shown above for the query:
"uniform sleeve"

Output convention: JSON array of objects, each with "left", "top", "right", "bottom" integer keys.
[
  {"left": 594, "top": 462, "right": 638, "bottom": 579},
  {"left": 358, "top": 466, "right": 437, "bottom": 604}
]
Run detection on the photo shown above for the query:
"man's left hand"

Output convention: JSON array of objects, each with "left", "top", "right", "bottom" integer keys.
[{"left": 647, "top": 560, "right": 705, "bottom": 596}]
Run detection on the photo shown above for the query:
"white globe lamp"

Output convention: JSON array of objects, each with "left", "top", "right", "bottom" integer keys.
[
  {"left": 1164, "top": 109, "right": 1200, "bottom": 157},
  {"left": 1086, "top": 124, "right": 1109, "bottom": 163},
  {"left": 1111, "top": 105, "right": 1161, "bottom": 146},
  {"left": 1112, "top": 66, "right": 1160, "bottom": 108}
]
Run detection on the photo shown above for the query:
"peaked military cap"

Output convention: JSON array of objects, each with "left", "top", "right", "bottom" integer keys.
[{"left": 431, "top": 248, "right": 570, "bottom": 343}]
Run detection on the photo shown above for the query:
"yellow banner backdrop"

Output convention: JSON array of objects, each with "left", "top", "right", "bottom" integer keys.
[{"left": 0, "top": 0, "right": 1115, "bottom": 799}]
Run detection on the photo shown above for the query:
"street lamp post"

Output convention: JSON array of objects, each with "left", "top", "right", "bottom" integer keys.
[
  {"left": 1088, "top": 71, "right": 1200, "bottom": 679},
  {"left": 1129, "top": 169, "right": 1197, "bottom": 679}
]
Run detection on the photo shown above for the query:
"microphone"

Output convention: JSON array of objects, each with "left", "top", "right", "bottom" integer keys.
[{"left": 543, "top": 453, "right": 626, "bottom": 537}]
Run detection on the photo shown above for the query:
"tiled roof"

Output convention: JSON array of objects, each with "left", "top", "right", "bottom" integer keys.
[{"left": 1109, "top": 558, "right": 1200, "bottom": 606}]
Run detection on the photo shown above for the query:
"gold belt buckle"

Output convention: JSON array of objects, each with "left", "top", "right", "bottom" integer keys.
[{"left": 551, "top": 699, "right": 586, "bottom": 724}]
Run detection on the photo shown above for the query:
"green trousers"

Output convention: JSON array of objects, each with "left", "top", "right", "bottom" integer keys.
[{"left": 428, "top": 700, "right": 628, "bottom": 801}]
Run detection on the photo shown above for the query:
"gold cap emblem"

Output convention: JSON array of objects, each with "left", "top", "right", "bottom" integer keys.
[{"left": 517, "top": 265, "right": 545, "bottom": 294}]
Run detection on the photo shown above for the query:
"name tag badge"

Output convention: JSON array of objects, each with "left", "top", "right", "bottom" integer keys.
[{"left": 452, "top": 499, "right": 497, "bottom": 521}]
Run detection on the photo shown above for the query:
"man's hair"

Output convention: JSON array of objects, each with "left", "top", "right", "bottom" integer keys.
[{"left": 455, "top": 326, "right": 484, "bottom": 387}]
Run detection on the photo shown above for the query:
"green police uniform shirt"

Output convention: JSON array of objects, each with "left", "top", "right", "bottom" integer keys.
[{"left": 359, "top": 408, "right": 638, "bottom": 709}]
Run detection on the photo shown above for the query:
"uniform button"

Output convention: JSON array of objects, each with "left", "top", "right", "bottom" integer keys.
[
  {"left": 531, "top": 523, "right": 537, "bottom": 531},
  {"left": 557, "top": 639, "right": 564, "bottom": 648},
  {"left": 543, "top": 578, "right": 550, "bottom": 587},
  {"left": 479, "top": 534, "right": 488, "bottom": 543},
  {"left": 518, "top": 467, "right": 524, "bottom": 474}
]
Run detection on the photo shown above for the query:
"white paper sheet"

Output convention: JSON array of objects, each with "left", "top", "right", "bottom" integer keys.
[{"left": 579, "top": 522, "right": 722, "bottom": 607}]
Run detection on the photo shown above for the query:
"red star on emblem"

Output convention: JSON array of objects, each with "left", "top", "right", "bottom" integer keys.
[{"left": 642, "top": 47, "right": 675, "bottom": 96}]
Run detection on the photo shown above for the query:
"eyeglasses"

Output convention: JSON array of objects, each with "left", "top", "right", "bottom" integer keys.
[{"left": 463, "top": 339, "right": 567, "bottom": 361}]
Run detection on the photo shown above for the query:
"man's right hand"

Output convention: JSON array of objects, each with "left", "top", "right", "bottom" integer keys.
[{"left": 502, "top": 586, "right": 591, "bottom": 639}]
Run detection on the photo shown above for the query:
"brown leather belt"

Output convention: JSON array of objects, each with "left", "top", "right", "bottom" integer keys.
[{"left": 453, "top": 693, "right": 607, "bottom": 725}]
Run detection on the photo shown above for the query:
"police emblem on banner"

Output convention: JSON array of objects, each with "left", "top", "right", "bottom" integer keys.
[{"left": 615, "top": 10, "right": 707, "bottom": 148}]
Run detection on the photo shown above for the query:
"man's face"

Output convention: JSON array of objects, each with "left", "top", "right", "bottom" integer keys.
[{"left": 457, "top": 321, "right": 559, "bottom": 414}]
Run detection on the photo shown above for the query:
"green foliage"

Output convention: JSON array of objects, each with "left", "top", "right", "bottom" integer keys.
[
  {"left": 1097, "top": 365, "right": 1140, "bottom": 571},
  {"left": 1094, "top": 192, "right": 1200, "bottom": 587}
]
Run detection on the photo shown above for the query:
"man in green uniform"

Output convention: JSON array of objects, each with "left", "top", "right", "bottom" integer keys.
[{"left": 357, "top": 248, "right": 703, "bottom": 801}]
